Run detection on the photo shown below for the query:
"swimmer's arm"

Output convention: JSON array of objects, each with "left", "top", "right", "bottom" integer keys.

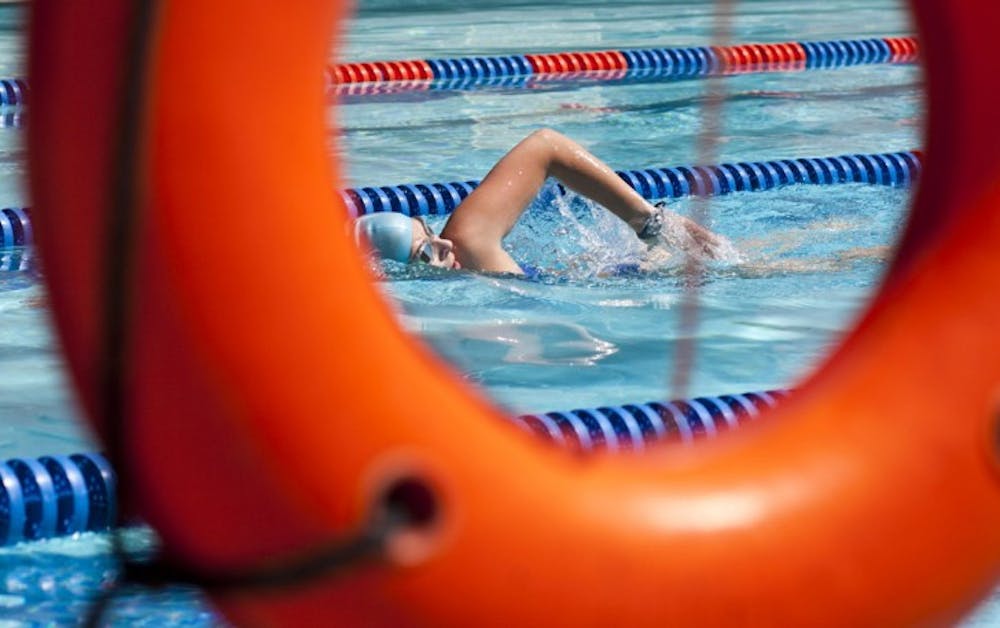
[
  {"left": 442, "top": 128, "right": 651, "bottom": 273},
  {"left": 448, "top": 238, "right": 524, "bottom": 275},
  {"left": 440, "top": 131, "right": 562, "bottom": 274},
  {"left": 442, "top": 128, "right": 725, "bottom": 272}
]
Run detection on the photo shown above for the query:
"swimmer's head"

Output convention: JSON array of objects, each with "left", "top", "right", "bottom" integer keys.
[
  {"left": 354, "top": 213, "right": 459, "bottom": 269},
  {"left": 354, "top": 212, "right": 414, "bottom": 263}
]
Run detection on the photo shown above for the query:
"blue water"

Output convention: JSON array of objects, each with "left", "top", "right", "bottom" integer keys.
[
  {"left": 3, "top": 0, "right": 998, "bottom": 625},
  {"left": 340, "top": 0, "right": 920, "bottom": 414}
]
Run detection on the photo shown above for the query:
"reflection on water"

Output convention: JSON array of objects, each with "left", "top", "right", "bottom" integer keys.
[{"left": 427, "top": 319, "right": 618, "bottom": 366}]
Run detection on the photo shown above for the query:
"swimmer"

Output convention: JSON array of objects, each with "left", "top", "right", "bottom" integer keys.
[{"left": 354, "top": 128, "right": 729, "bottom": 274}]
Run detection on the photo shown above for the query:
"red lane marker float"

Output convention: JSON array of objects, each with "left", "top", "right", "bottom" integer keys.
[
  {"left": 713, "top": 42, "right": 806, "bottom": 74},
  {"left": 885, "top": 36, "right": 920, "bottom": 62},
  {"left": 522, "top": 50, "right": 629, "bottom": 75},
  {"left": 333, "top": 59, "right": 434, "bottom": 83}
]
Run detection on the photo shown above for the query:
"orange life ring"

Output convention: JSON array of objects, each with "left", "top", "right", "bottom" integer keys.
[{"left": 27, "top": 0, "right": 1000, "bottom": 625}]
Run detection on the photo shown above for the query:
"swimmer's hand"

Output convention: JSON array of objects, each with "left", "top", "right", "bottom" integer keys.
[
  {"left": 637, "top": 203, "right": 739, "bottom": 262},
  {"left": 678, "top": 216, "right": 726, "bottom": 259}
]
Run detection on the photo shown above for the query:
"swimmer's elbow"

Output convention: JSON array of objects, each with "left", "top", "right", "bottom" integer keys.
[{"left": 442, "top": 222, "right": 500, "bottom": 252}]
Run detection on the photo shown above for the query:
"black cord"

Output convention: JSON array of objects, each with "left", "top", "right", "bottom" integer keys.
[
  {"left": 82, "top": 0, "right": 161, "bottom": 623},
  {"left": 81, "top": 2, "right": 431, "bottom": 625},
  {"left": 83, "top": 488, "right": 412, "bottom": 626},
  {"left": 124, "top": 504, "right": 406, "bottom": 594}
]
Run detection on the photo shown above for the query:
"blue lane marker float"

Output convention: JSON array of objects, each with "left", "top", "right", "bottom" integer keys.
[
  {"left": 2, "top": 389, "right": 788, "bottom": 545},
  {"left": 427, "top": 55, "right": 533, "bottom": 80},
  {"left": 0, "top": 78, "right": 26, "bottom": 106},
  {"left": 343, "top": 150, "right": 922, "bottom": 217},
  {"left": 0, "top": 453, "right": 115, "bottom": 547},
  {"left": 517, "top": 389, "right": 791, "bottom": 452},
  {"left": 0, "top": 207, "right": 30, "bottom": 249},
  {"left": 0, "top": 150, "right": 922, "bottom": 248}
]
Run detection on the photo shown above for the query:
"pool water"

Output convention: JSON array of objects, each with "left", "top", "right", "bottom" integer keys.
[
  {"left": 3, "top": 0, "right": 998, "bottom": 625},
  {"left": 384, "top": 181, "right": 906, "bottom": 414},
  {"left": 337, "top": 0, "right": 922, "bottom": 415}
]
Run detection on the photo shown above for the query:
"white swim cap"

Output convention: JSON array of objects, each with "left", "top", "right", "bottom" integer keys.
[{"left": 354, "top": 212, "right": 415, "bottom": 263}]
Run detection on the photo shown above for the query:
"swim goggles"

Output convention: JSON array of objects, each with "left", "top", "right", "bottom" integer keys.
[{"left": 410, "top": 217, "right": 437, "bottom": 264}]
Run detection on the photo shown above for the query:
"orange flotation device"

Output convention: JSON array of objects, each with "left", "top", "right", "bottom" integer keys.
[{"left": 27, "top": 0, "right": 1000, "bottom": 625}]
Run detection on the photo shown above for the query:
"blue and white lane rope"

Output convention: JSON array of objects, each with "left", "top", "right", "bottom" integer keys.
[
  {"left": 2, "top": 390, "right": 786, "bottom": 546},
  {"left": 0, "top": 453, "right": 115, "bottom": 547},
  {"left": 342, "top": 150, "right": 922, "bottom": 217},
  {"left": 515, "top": 389, "right": 789, "bottom": 452},
  {"left": 0, "top": 150, "right": 921, "bottom": 249},
  {"left": 0, "top": 207, "right": 30, "bottom": 249},
  {"left": 0, "top": 78, "right": 26, "bottom": 106}
]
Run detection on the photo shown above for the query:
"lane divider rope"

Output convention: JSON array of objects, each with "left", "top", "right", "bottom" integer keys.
[
  {"left": 0, "top": 150, "right": 921, "bottom": 248},
  {"left": 0, "top": 453, "right": 115, "bottom": 547},
  {"left": 1, "top": 389, "right": 787, "bottom": 546},
  {"left": 343, "top": 149, "right": 922, "bottom": 217},
  {"left": 329, "top": 36, "right": 919, "bottom": 87},
  {"left": 0, "top": 78, "right": 27, "bottom": 106},
  {"left": 0, "top": 37, "right": 919, "bottom": 107},
  {"left": 517, "top": 389, "right": 789, "bottom": 452},
  {"left": 0, "top": 206, "right": 30, "bottom": 249}
]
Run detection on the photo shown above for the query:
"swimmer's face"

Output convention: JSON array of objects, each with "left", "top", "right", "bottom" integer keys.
[{"left": 410, "top": 217, "right": 459, "bottom": 269}]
